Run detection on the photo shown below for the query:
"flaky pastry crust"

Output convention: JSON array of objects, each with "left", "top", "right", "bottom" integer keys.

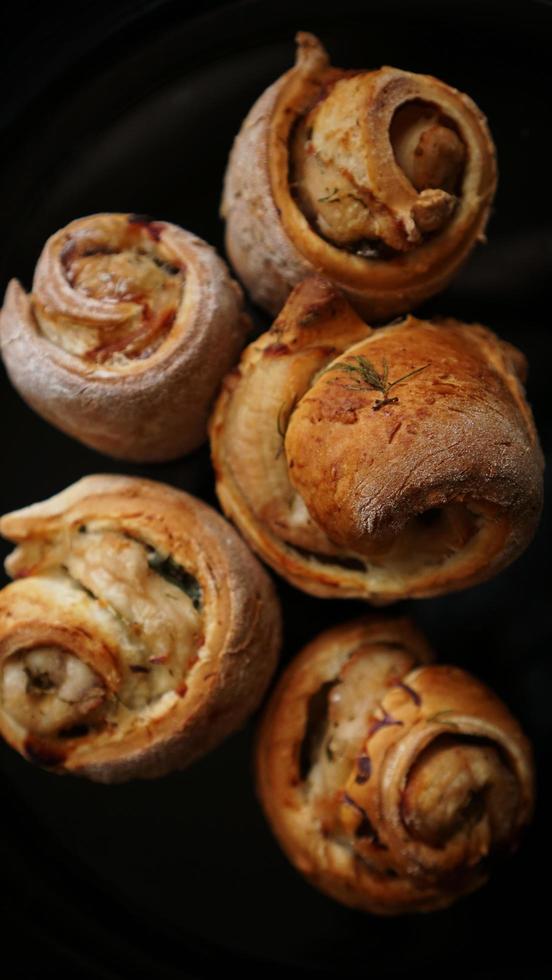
[
  {"left": 0, "top": 476, "right": 281, "bottom": 782},
  {"left": 209, "top": 277, "right": 543, "bottom": 603},
  {"left": 256, "top": 617, "right": 534, "bottom": 914},
  {"left": 222, "top": 32, "right": 496, "bottom": 319},
  {"left": 0, "top": 213, "right": 248, "bottom": 461}
]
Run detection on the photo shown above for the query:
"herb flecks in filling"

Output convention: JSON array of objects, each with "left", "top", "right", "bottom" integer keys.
[
  {"left": 0, "top": 520, "right": 205, "bottom": 751},
  {"left": 66, "top": 531, "right": 202, "bottom": 703},
  {"left": 147, "top": 551, "right": 202, "bottom": 611},
  {"left": 290, "top": 80, "right": 466, "bottom": 253}
]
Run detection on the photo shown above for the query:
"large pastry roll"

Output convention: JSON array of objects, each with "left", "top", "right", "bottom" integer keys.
[
  {"left": 210, "top": 277, "right": 543, "bottom": 603},
  {"left": 256, "top": 617, "right": 534, "bottom": 914},
  {"left": 0, "top": 213, "right": 248, "bottom": 461},
  {"left": 0, "top": 476, "right": 281, "bottom": 782},
  {"left": 222, "top": 32, "right": 496, "bottom": 320}
]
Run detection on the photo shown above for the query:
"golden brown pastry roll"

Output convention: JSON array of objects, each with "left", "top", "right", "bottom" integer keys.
[
  {"left": 222, "top": 32, "right": 496, "bottom": 320},
  {"left": 0, "top": 213, "right": 249, "bottom": 462},
  {"left": 0, "top": 475, "right": 281, "bottom": 782},
  {"left": 210, "top": 277, "right": 543, "bottom": 603},
  {"left": 256, "top": 617, "right": 534, "bottom": 915}
]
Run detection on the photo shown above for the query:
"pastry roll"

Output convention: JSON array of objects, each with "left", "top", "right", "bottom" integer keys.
[
  {"left": 256, "top": 617, "right": 534, "bottom": 914},
  {"left": 0, "top": 476, "right": 281, "bottom": 782},
  {"left": 210, "top": 277, "right": 543, "bottom": 603},
  {"left": 222, "top": 32, "right": 496, "bottom": 320},
  {"left": 0, "top": 213, "right": 248, "bottom": 462}
]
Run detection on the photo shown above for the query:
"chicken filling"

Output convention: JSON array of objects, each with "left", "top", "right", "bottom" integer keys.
[{"left": 291, "top": 85, "right": 466, "bottom": 254}]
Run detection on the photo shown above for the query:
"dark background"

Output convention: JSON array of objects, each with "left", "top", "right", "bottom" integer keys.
[{"left": 0, "top": 1, "right": 551, "bottom": 977}]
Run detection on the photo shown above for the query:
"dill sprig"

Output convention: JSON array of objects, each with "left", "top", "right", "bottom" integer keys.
[{"left": 324, "top": 355, "right": 429, "bottom": 410}]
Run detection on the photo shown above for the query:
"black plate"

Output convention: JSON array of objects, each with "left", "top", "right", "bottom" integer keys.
[{"left": 1, "top": 2, "right": 551, "bottom": 976}]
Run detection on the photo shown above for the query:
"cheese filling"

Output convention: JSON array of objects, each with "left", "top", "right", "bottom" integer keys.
[{"left": 0, "top": 528, "right": 202, "bottom": 740}]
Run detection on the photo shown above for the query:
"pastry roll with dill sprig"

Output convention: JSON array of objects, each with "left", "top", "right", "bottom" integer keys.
[
  {"left": 0, "top": 213, "right": 248, "bottom": 462},
  {"left": 256, "top": 617, "right": 534, "bottom": 915},
  {"left": 210, "top": 276, "right": 543, "bottom": 603},
  {"left": 222, "top": 32, "right": 496, "bottom": 320},
  {"left": 0, "top": 476, "right": 281, "bottom": 782}
]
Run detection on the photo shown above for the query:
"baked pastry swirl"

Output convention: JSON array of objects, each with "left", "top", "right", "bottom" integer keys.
[
  {"left": 0, "top": 213, "right": 248, "bottom": 461},
  {"left": 256, "top": 617, "right": 534, "bottom": 914},
  {"left": 0, "top": 476, "right": 281, "bottom": 781},
  {"left": 210, "top": 276, "right": 543, "bottom": 603},
  {"left": 222, "top": 32, "right": 496, "bottom": 319}
]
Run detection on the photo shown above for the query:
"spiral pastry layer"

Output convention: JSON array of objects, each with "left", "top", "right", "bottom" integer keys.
[
  {"left": 209, "top": 277, "right": 543, "bottom": 603},
  {"left": 0, "top": 476, "right": 281, "bottom": 781},
  {"left": 0, "top": 213, "right": 248, "bottom": 461},
  {"left": 256, "top": 617, "right": 534, "bottom": 914},
  {"left": 222, "top": 32, "right": 496, "bottom": 319}
]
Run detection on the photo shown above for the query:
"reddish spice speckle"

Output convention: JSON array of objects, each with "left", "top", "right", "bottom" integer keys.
[
  {"left": 87, "top": 304, "right": 177, "bottom": 363},
  {"left": 387, "top": 421, "right": 402, "bottom": 444},
  {"left": 264, "top": 342, "right": 291, "bottom": 357},
  {"left": 60, "top": 240, "right": 77, "bottom": 269},
  {"left": 158, "top": 309, "right": 176, "bottom": 332},
  {"left": 127, "top": 214, "right": 164, "bottom": 241},
  {"left": 24, "top": 737, "right": 66, "bottom": 768}
]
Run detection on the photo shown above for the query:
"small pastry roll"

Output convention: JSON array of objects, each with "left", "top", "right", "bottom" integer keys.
[
  {"left": 0, "top": 213, "right": 249, "bottom": 462},
  {"left": 210, "top": 277, "right": 543, "bottom": 603},
  {"left": 256, "top": 617, "right": 534, "bottom": 914},
  {"left": 222, "top": 32, "right": 496, "bottom": 319},
  {"left": 0, "top": 476, "right": 281, "bottom": 782}
]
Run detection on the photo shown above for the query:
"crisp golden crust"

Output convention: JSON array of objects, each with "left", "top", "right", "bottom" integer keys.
[
  {"left": 0, "top": 214, "right": 249, "bottom": 462},
  {"left": 0, "top": 476, "right": 281, "bottom": 782},
  {"left": 209, "top": 277, "right": 543, "bottom": 603},
  {"left": 222, "top": 32, "right": 496, "bottom": 319},
  {"left": 256, "top": 617, "right": 534, "bottom": 914}
]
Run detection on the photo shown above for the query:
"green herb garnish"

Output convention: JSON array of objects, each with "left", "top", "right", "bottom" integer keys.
[
  {"left": 324, "top": 355, "right": 429, "bottom": 410},
  {"left": 147, "top": 552, "right": 202, "bottom": 610}
]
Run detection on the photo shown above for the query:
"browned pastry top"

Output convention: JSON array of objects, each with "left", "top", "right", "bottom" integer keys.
[
  {"left": 210, "top": 276, "right": 543, "bottom": 602},
  {"left": 285, "top": 310, "right": 536, "bottom": 552}
]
